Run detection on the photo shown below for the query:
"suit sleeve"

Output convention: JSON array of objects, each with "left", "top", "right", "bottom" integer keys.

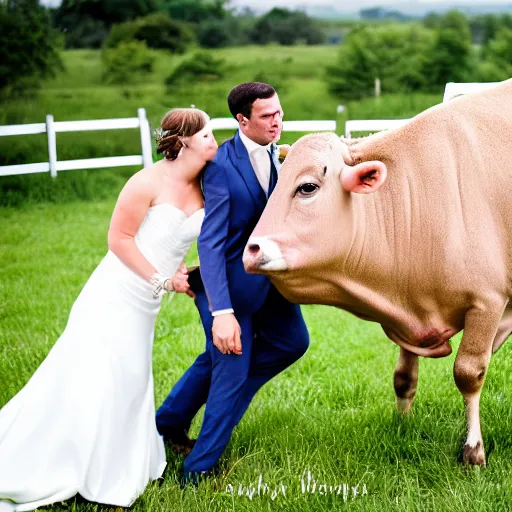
[{"left": 198, "top": 160, "right": 232, "bottom": 312}]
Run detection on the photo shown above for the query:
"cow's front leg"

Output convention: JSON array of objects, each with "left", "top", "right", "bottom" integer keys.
[
  {"left": 454, "top": 301, "right": 507, "bottom": 466},
  {"left": 393, "top": 348, "right": 419, "bottom": 414}
]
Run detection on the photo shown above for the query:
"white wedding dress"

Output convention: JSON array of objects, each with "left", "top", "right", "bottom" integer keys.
[{"left": 0, "top": 203, "right": 204, "bottom": 511}]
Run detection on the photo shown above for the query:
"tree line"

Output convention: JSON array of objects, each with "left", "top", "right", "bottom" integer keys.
[
  {"left": 327, "top": 10, "right": 512, "bottom": 99},
  {"left": 1, "top": 0, "right": 511, "bottom": 100},
  {"left": 54, "top": 0, "right": 325, "bottom": 50}
]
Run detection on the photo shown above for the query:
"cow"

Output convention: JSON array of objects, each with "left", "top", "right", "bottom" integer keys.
[{"left": 242, "top": 79, "right": 512, "bottom": 466}]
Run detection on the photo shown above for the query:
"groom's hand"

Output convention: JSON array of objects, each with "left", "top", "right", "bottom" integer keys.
[
  {"left": 170, "top": 266, "right": 196, "bottom": 298},
  {"left": 212, "top": 313, "right": 242, "bottom": 355}
]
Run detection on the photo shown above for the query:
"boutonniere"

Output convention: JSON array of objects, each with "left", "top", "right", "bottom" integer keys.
[{"left": 276, "top": 143, "right": 291, "bottom": 163}]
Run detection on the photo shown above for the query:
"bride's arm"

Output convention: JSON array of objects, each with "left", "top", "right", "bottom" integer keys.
[{"left": 107, "top": 172, "right": 159, "bottom": 283}]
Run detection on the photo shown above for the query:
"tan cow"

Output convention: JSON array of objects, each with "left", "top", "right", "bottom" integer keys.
[{"left": 243, "top": 79, "right": 512, "bottom": 466}]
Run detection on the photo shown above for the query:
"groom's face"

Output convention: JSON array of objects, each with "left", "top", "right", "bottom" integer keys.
[{"left": 241, "top": 94, "right": 283, "bottom": 146}]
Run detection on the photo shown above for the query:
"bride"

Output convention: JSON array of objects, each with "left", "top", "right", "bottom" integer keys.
[{"left": 0, "top": 108, "right": 217, "bottom": 511}]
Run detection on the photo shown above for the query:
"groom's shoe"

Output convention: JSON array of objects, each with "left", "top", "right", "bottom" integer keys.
[
  {"left": 180, "top": 465, "right": 222, "bottom": 489},
  {"left": 163, "top": 427, "right": 197, "bottom": 455}
]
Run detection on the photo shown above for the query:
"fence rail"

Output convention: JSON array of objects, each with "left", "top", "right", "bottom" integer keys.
[
  {"left": 344, "top": 81, "right": 501, "bottom": 139},
  {"left": 0, "top": 82, "right": 501, "bottom": 178},
  {"left": 0, "top": 108, "right": 153, "bottom": 178},
  {"left": 0, "top": 112, "right": 336, "bottom": 179},
  {"left": 344, "top": 119, "right": 410, "bottom": 138}
]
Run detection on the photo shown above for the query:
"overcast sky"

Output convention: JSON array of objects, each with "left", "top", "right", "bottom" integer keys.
[
  {"left": 231, "top": 0, "right": 512, "bottom": 6},
  {"left": 40, "top": 0, "right": 512, "bottom": 11}
]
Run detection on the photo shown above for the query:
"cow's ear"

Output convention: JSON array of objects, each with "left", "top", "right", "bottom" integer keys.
[{"left": 340, "top": 161, "right": 387, "bottom": 194}]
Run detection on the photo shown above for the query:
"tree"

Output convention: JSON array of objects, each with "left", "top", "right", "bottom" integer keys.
[
  {"left": 159, "top": 0, "right": 227, "bottom": 24},
  {"left": 104, "top": 12, "right": 195, "bottom": 53},
  {"left": 197, "top": 14, "right": 248, "bottom": 48},
  {"left": 360, "top": 7, "right": 410, "bottom": 21},
  {"left": 480, "top": 14, "right": 512, "bottom": 59},
  {"left": 423, "top": 12, "right": 441, "bottom": 30},
  {"left": 326, "top": 24, "right": 435, "bottom": 100},
  {"left": 0, "top": 0, "right": 62, "bottom": 95},
  {"left": 54, "top": 0, "right": 159, "bottom": 48},
  {"left": 198, "top": 19, "right": 231, "bottom": 48},
  {"left": 250, "top": 8, "right": 325, "bottom": 46},
  {"left": 423, "top": 10, "right": 475, "bottom": 91},
  {"left": 479, "top": 27, "right": 512, "bottom": 81}
]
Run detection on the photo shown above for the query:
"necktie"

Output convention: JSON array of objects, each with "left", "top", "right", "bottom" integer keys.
[{"left": 267, "top": 145, "right": 279, "bottom": 198}]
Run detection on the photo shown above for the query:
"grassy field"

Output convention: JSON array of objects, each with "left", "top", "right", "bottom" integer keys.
[
  {"left": 3, "top": 200, "right": 512, "bottom": 511},
  {"left": 3, "top": 44, "right": 512, "bottom": 511},
  {"left": 0, "top": 45, "right": 441, "bottom": 207}
]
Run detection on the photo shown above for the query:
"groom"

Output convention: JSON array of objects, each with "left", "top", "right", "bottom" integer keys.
[{"left": 156, "top": 82, "right": 310, "bottom": 480}]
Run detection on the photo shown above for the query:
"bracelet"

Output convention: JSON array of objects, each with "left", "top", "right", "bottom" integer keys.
[
  {"left": 149, "top": 272, "right": 171, "bottom": 299},
  {"left": 163, "top": 277, "right": 174, "bottom": 292}
]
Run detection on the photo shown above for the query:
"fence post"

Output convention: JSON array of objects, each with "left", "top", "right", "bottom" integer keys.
[
  {"left": 138, "top": 108, "right": 153, "bottom": 169},
  {"left": 46, "top": 114, "right": 57, "bottom": 178}
]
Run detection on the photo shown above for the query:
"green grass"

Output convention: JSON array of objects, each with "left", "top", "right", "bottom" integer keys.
[
  {"left": 2, "top": 46, "right": 503, "bottom": 509},
  {"left": 3, "top": 201, "right": 512, "bottom": 511},
  {"left": 0, "top": 45, "right": 442, "bottom": 207}
]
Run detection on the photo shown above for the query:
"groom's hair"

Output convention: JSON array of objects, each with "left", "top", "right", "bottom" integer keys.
[{"left": 228, "top": 82, "right": 276, "bottom": 120}]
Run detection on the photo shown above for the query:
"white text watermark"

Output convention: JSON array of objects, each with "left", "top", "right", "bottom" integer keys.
[{"left": 225, "top": 470, "right": 368, "bottom": 501}]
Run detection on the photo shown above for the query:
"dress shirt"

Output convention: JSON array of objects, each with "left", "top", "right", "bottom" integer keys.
[{"left": 238, "top": 129, "right": 272, "bottom": 195}]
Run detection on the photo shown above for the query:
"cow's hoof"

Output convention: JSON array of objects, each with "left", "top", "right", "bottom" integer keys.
[
  {"left": 396, "top": 397, "right": 414, "bottom": 414},
  {"left": 462, "top": 442, "right": 486, "bottom": 466}
]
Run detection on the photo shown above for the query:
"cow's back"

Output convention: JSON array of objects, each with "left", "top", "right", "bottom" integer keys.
[{"left": 346, "top": 79, "right": 512, "bottom": 295}]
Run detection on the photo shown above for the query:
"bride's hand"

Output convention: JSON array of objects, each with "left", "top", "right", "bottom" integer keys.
[
  {"left": 212, "top": 313, "right": 242, "bottom": 355},
  {"left": 169, "top": 267, "right": 196, "bottom": 299}
]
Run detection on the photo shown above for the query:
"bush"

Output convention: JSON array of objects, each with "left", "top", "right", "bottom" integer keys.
[
  {"left": 326, "top": 24, "right": 435, "bottom": 100},
  {"left": 198, "top": 20, "right": 230, "bottom": 48},
  {"left": 483, "top": 27, "right": 512, "bottom": 78},
  {"left": 250, "top": 8, "right": 325, "bottom": 46},
  {"left": 101, "top": 41, "right": 154, "bottom": 84},
  {"left": 104, "top": 12, "right": 195, "bottom": 53},
  {"left": 103, "top": 20, "right": 139, "bottom": 49},
  {"left": 422, "top": 10, "right": 475, "bottom": 91},
  {"left": 165, "top": 52, "right": 226, "bottom": 87},
  {"left": 475, "top": 61, "right": 510, "bottom": 82}
]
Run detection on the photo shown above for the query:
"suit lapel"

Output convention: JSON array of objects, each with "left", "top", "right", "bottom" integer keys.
[{"left": 232, "top": 131, "right": 267, "bottom": 210}]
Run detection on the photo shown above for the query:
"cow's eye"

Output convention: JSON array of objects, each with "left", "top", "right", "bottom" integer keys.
[{"left": 295, "top": 183, "right": 318, "bottom": 198}]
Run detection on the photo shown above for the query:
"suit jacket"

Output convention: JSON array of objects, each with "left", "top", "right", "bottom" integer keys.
[{"left": 198, "top": 131, "right": 279, "bottom": 314}]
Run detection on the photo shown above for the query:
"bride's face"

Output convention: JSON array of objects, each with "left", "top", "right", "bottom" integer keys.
[{"left": 183, "top": 123, "right": 218, "bottom": 162}]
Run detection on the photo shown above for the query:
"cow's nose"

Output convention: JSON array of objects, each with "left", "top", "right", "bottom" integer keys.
[{"left": 243, "top": 240, "right": 265, "bottom": 273}]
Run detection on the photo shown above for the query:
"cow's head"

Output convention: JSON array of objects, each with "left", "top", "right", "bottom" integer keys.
[{"left": 242, "top": 133, "right": 387, "bottom": 303}]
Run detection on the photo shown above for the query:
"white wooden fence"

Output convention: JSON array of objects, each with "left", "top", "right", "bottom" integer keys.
[
  {"left": 0, "top": 113, "right": 336, "bottom": 179},
  {"left": 443, "top": 81, "right": 499, "bottom": 102},
  {"left": 344, "top": 81, "right": 501, "bottom": 138},
  {"left": 0, "top": 108, "right": 153, "bottom": 178},
  {"left": 0, "top": 82, "right": 501, "bottom": 178},
  {"left": 344, "top": 119, "right": 410, "bottom": 138}
]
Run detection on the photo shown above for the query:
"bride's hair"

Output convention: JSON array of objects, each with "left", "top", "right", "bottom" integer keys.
[{"left": 155, "top": 108, "right": 209, "bottom": 161}]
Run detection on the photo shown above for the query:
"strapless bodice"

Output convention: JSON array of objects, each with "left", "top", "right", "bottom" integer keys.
[
  {"left": 134, "top": 203, "right": 204, "bottom": 277},
  {"left": 94, "top": 204, "right": 204, "bottom": 310}
]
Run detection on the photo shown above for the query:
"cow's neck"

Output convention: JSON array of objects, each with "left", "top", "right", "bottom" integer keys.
[
  {"left": 337, "top": 133, "right": 424, "bottom": 330},
  {"left": 337, "top": 194, "right": 410, "bottom": 328}
]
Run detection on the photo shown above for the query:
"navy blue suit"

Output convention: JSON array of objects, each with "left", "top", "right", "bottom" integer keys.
[{"left": 156, "top": 131, "right": 309, "bottom": 474}]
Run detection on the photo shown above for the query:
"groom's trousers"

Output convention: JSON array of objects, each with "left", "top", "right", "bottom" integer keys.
[{"left": 156, "top": 284, "right": 309, "bottom": 473}]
